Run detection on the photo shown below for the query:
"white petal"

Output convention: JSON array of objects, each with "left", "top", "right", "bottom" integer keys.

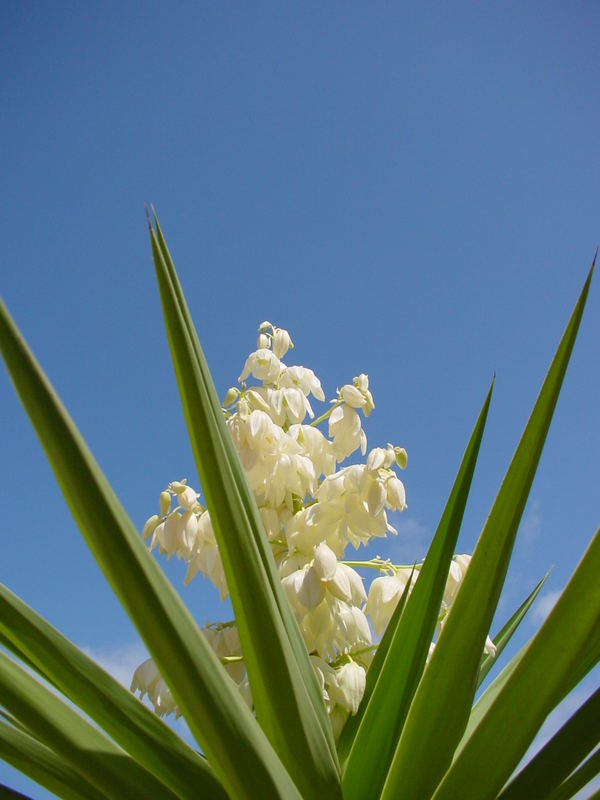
[
  {"left": 298, "top": 566, "right": 326, "bottom": 609},
  {"left": 313, "top": 542, "right": 338, "bottom": 581}
]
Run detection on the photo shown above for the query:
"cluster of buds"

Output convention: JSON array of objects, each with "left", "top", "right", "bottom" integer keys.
[{"left": 132, "top": 323, "right": 491, "bottom": 735}]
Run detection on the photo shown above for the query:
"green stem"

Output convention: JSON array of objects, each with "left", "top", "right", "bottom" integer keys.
[
  {"left": 341, "top": 558, "right": 423, "bottom": 573},
  {"left": 310, "top": 399, "right": 342, "bottom": 428}
]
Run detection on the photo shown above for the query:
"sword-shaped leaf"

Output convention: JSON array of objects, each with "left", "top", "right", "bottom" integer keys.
[
  {"left": 380, "top": 262, "right": 594, "bottom": 800},
  {"left": 341, "top": 382, "right": 492, "bottom": 799},
  {"left": 0, "top": 298, "right": 301, "bottom": 800},
  {"left": 498, "top": 684, "right": 600, "bottom": 799},
  {"left": 0, "top": 718, "right": 105, "bottom": 800},
  {"left": 149, "top": 213, "right": 341, "bottom": 799},
  {"left": 336, "top": 564, "right": 416, "bottom": 766},
  {"left": 434, "top": 528, "right": 600, "bottom": 799},
  {"left": 0, "top": 582, "right": 226, "bottom": 800},
  {"left": 477, "top": 570, "right": 550, "bottom": 688},
  {"left": 546, "top": 749, "right": 600, "bottom": 800},
  {"left": 0, "top": 786, "right": 35, "bottom": 800},
  {"left": 0, "top": 651, "right": 180, "bottom": 799},
  {"left": 458, "top": 621, "right": 600, "bottom": 757}
]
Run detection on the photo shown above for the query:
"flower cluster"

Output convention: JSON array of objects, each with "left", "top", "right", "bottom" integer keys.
[{"left": 132, "top": 322, "right": 494, "bottom": 736}]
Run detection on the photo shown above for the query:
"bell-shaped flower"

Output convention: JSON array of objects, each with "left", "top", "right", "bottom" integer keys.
[
  {"left": 272, "top": 327, "right": 293, "bottom": 359},
  {"left": 313, "top": 542, "right": 338, "bottom": 581},
  {"left": 444, "top": 554, "right": 471, "bottom": 605},
  {"left": 329, "top": 660, "right": 366, "bottom": 715},
  {"left": 329, "top": 404, "right": 367, "bottom": 460},
  {"left": 131, "top": 658, "right": 179, "bottom": 718},
  {"left": 203, "top": 624, "right": 246, "bottom": 684},
  {"left": 297, "top": 566, "right": 327, "bottom": 609},
  {"left": 365, "top": 570, "right": 415, "bottom": 636},
  {"left": 177, "top": 510, "right": 199, "bottom": 556},
  {"left": 238, "top": 348, "right": 283, "bottom": 384},
  {"left": 279, "top": 365, "right": 325, "bottom": 401},
  {"left": 386, "top": 476, "right": 407, "bottom": 511},
  {"left": 289, "top": 424, "right": 336, "bottom": 479},
  {"left": 177, "top": 485, "right": 199, "bottom": 511}
]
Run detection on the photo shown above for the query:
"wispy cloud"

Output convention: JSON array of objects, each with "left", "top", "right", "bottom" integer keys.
[
  {"left": 81, "top": 640, "right": 148, "bottom": 688},
  {"left": 388, "top": 515, "right": 430, "bottom": 562},
  {"left": 81, "top": 640, "right": 198, "bottom": 744},
  {"left": 531, "top": 589, "right": 561, "bottom": 626}
]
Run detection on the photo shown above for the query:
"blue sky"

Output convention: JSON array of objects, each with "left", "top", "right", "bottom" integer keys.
[{"left": 1, "top": 3, "right": 599, "bottom": 797}]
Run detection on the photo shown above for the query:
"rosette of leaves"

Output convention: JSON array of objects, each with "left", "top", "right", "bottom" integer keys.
[{"left": 0, "top": 215, "right": 597, "bottom": 800}]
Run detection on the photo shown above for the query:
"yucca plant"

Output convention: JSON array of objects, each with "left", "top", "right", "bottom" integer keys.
[{"left": 0, "top": 214, "right": 598, "bottom": 800}]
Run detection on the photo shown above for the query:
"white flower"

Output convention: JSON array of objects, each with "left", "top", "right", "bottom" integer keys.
[
  {"left": 386, "top": 476, "right": 407, "bottom": 511},
  {"left": 289, "top": 424, "right": 336, "bottom": 478},
  {"left": 329, "top": 404, "right": 367, "bottom": 460},
  {"left": 484, "top": 635, "right": 497, "bottom": 658},
  {"left": 159, "top": 491, "right": 171, "bottom": 516},
  {"left": 238, "top": 348, "right": 283, "bottom": 384},
  {"left": 444, "top": 554, "right": 471, "bottom": 605},
  {"left": 177, "top": 485, "right": 198, "bottom": 511},
  {"left": 313, "top": 542, "right": 338, "bottom": 581},
  {"left": 341, "top": 384, "right": 367, "bottom": 409},
  {"left": 138, "top": 321, "right": 414, "bottom": 730},
  {"left": 203, "top": 625, "right": 246, "bottom": 684},
  {"left": 340, "top": 374, "right": 374, "bottom": 417},
  {"left": 279, "top": 365, "right": 325, "bottom": 401},
  {"left": 184, "top": 510, "right": 228, "bottom": 599},
  {"left": 329, "top": 660, "right": 366, "bottom": 715},
  {"left": 177, "top": 510, "right": 199, "bottom": 556},
  {"left": 272, "top": 327, "right": 293, "bottom": 359},
  {"left": 131, "top": 659, "right": 179, "bottom": 718},
  {"left": 365, "top": 570, "right": 414, "bottom": 636},
  {"left": 142, "top": 514, "right": 160, "bottom": 541}
]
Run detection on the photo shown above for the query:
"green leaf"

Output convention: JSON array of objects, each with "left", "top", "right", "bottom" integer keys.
[
  {"left": 336, "top": 564, "right": 416, "bottom": 766},
  {"left": 458, "top": 619, "right": 600, "bottom": 758},
  {"left": 0, "top": 297, "right": 301, "bottom": 800},
  {"left": 0, "top": 787, "right": 34, "bottom": 800},
  {"left": 149, "top": 212, "right": 341, "bottom": 799},
  {"left": 498, "top": 684, "right": 600, "bottom": 799},
  {"left": 0, "top": 718, "right": 105, "bottom": 800},
  {"left": 477, "top": 570, "right": 550, "bottom": 688},
  {"left": 341, "top": 382, "right": 492, "bottom": 800},
  {"left": 0, "top": 651, "right": 180, "bottom": 799},
  {"left": 381, "top": 262, "right": 594, "bottom": 800},
  {"left": 433, "top": 527, "right": 600, "bottom": 800},
  {"left": 546, "top": 748, "right": 600, "bottom": 800},
  {"left": 0, "top": 581, "right": 226, "bottom": 800}
]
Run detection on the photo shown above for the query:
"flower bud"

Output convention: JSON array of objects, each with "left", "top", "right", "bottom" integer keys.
[
  {"left": 257, "top": 333, "right": 270, "bottom": 349},
  {"left": 353, "top": 374, "right": 369, "bottom": 392},
  {"left": 272, "top": 327, "right": 293, "bottom": 359},
  {"left": 366, "top": 447, "right": 386, "bottom": 471},
  {"left": 223, "top": 386, "right": 240, "bottom": 406},
  {"left": 394, "top": 447, "right": 408, "bottom": 469},
  {"left": 159, "top": 491, "right": 171, "bottom": 516},
  {"left": 142, "top": 514, "right": 160, "bottom": 541}
]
